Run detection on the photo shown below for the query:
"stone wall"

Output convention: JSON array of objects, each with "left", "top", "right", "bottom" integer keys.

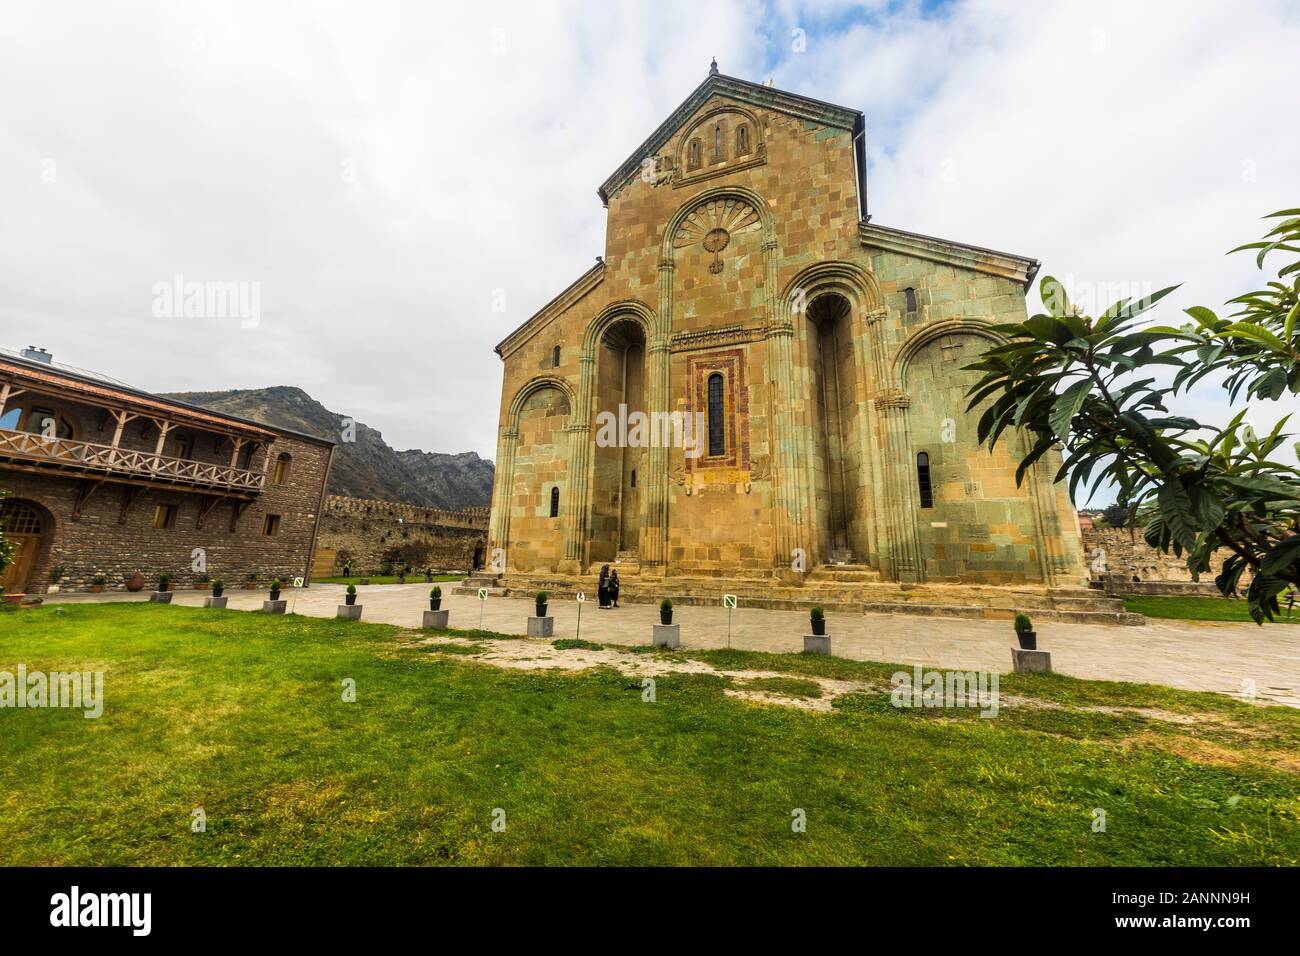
[
  {"left": 5, "top": 431, "right": 333, "bottom": 594},
  {"left": 315, "top": 495, "right": 488, "bottom": 575},
  {"left": 1081, "top": 526, "right": 1206, "bottom": 582}
]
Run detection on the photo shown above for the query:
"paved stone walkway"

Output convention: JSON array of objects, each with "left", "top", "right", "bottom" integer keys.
[{"left": 45, "top": 583, "right": 1300, "bottom": 707}]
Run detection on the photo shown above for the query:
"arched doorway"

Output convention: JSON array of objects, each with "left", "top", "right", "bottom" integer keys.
[
  {"left": 590, "top": 318, "right": 646, "bottom": 562},
  {"left": 805, "top": 292, "right": 864, "bottom": 564},
  {"left": 1, "top": 499, "right": 49, "bottom": 594}
]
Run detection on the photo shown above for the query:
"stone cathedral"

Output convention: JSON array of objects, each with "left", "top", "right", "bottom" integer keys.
[{"left": 485, "top": 65, "right": 1086, "bottom": 604}]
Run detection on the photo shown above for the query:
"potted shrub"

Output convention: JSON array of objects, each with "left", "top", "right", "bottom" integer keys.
[
  {"left": 1014, "top": 612, "right": 1036, "bottom": 650},
  {"left": 345, "top": 584, "right": 358, "bottom": 607},
  {"left": 269, "top": 578, "right": 282, "bottom": 602},
  {"left": 430, "top": 586, "right": 442, "bottom": 611},
  {"left": 212, "top": 578, "right": 225, "bottom": 598},
  {"left": 243, "top": 573, "right": 258, "bottom": 590},
  {"left": 197, "top": 574, "right": 211, "bottom": 591},
  {"left": 158, "top": 572, "right": 171, "bottom": 593},
  {"left": 660, "top": 598, "right": 673, "bottom": 625},
  {"left": 809, "top": 605, "right": 826, "bottom": 636},
  {"left": 90, "top": 574, "right": 106, "bottom": 593},
  {"left": 535, "top": 590, "right": 548, "bottom": 617}
]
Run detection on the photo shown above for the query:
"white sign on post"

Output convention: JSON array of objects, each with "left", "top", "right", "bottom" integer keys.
[
  {"left": 722, "top": 594, "right": 738, "bottom": 609},
  {"left": 477, "top": 588, "right": 488, "bottom": 601},
  {"left": 576, "top": 592, "right": 586, "bottom": 603},
  {"left": 292, "top": 577, "right": 304, "bottom": 588}
]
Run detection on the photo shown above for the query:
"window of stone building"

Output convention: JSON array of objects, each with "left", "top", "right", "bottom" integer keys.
[
  {"left": 687, "top": 138, "right": 702, "bottom": 170},
  {"left": 273, "top": 452, "right": 291, "bottom": 485},
  {"left": 262, "top": 514, "right": 281, "bottom": 536},
  {"left": 916, "top": 452, "right": 934, "bottom": 509},
  {"left": 707, "top": 373, "right": 726, "bottom": 457},
  {"left": 153, "top": 503, "right": 178, "bottom": 529},
  {"left": 24, "top": 407, "right": 73, "bottom": 440},
  {"left": 714, "top": 124, "right": 723, "bottom": 160},
  {"left": 904, "top": 287, "right": 918, "bottom": 313},
  {"left": 552, "top": 345, "right": 561, "bottom": 368},
  {"left": 172, "top": 432, "right": 193, "bottom": 460},
  {"left": 630, "top": 469, "right": 636, "bottom": 488},
  {"left": 549, "top": 487, "right": 559, "bottom": 517},
  {"left": 736, "top": 124, "right": 750, "bottom": 155}
]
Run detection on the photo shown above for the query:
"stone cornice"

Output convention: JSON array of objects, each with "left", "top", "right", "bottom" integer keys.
[
  {"left": 859, "top": 221, "right": 1041, "bottom": 290},
  {"left": 669, "top": 323, "right": 766, "bottom": 353},
  {"left": 494, "top": 262, "right": 606, "bottom": 360}
]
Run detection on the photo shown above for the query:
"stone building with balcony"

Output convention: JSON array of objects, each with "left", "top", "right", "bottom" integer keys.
[{"left": 0, "top": 346, "right": 335, "bottom": 595}]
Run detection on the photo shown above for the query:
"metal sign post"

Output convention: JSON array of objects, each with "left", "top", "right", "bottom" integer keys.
[
  {"left": 723, "top": 593, "right": 737, "bottom": 648},
  {"left": 575, "top": 592, "right": 585, "bottom": 640},
  {"left": 477, "top": 587, "right": 488, "bottom": 629}
]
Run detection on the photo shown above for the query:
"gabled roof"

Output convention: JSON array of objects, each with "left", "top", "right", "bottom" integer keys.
[
  {"left": 598, "top": 69, "right": 866, "bottom": 207},
  {"left": 859, "top": 222, "right": 1041, "bottom": 289}
]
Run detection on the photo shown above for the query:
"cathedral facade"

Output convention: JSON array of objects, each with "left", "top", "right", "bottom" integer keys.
[{"left": 488, "top": 66, "right": 1084, "bottom": 589}]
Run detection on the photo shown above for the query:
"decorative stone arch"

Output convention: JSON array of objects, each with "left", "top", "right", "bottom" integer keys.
[
  {"left": 580, "top": 299, "right": 657, "bottom": 361},
  {"left": 661, "top": 184, "right": 775, "bottom": 269},
  {"left": 506, "top": 374, "right": 575, "bottom": 430},
  {"left": 780, "top": 259, "right": 883, "bottom": 318},
  {"left": 894, "top": 318, "right": 1004, "bottom": 388}
]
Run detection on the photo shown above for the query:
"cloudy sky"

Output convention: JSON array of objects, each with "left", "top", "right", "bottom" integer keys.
[{"left": 1, "top": 0, "right": 1296, "bottom": 495}]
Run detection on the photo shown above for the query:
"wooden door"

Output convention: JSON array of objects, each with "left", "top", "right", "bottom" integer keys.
[{"left": 1, "top": 534, "right": 39, "bottom": 594}]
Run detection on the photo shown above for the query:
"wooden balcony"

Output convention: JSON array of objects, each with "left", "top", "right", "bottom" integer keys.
[{"left": 0, "top": 428, "right": 264, "bottom": 496}]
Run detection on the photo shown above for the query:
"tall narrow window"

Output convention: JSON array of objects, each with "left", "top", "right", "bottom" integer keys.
[
  {"left": 904, "top": 287, "right": 918, "bottom": 313},
  {"left": 707, "top": 373, "right": 726, "bottom": 457},
  {"left": 552, "top": 345, "right": 561, "bottom": 368},
  {"left": 173, "top": 433, "right": 193, "bottom": 460},
  {"left": 630, "top": 469, "right": 637, "bottom": 488},
  {"left": 549, "top": 486, "right": 560, "bottom": 517},
  {"left": 714, "top": 125, "right": 722, "bottom": 159},
  {"left": 153, "top": 504, "right": 178, "bottom": 529},
  {"left": 736, "top": 124, "right": 750, "bottom": 155},
  {"left": 916, "top": 452, "right": 934, "bottom": 508},
  {"left": 272, "top": 452, "right": 291, "bottom": 485},
  {"left": 262, "top": 514, "right": 281, "bottom": 536},
  {"left": 688, "top": 139, "right": 702, "bottom": 170}
]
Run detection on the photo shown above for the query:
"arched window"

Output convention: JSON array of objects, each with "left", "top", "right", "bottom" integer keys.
[
  {"left": 916, "top": 452, "right": 934, "bottom": 508},
  {"left": 549, "top": 486, "right": 560, "bottom": 517},
  {"left": 707, "top": 373, "right": 726, "bottom": 457},
  {"left": 904, "top": 287, "right": 918, "bottom": 313},
  {"left": 0, "top": 500, "right": 42, "bottom": 535},
  {"left": 273, "top": 452, "right": 291, "bottom": 485},
  {"left": 714, "top": 125, "right": 723, "bottom": 159},
  {"left": 736, "top": 124, "right": 750, "bottom": 155},
  {"left": 552, "top": 345, "right": 561, "bottom": 368},
  {"left": 687, "top": 138, "right": 702, "bottom": 170}
]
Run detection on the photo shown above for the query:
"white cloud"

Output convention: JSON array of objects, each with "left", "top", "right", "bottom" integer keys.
[{"left": 0, "top": 0, "right": 1295, "bottom": 486}]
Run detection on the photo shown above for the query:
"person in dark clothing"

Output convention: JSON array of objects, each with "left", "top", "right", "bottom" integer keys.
[
  {"left": 609, "top": 570, "right": 621, "bottom": 608},
  {"left": 598, "top": 565, "right": 612, "bottom": 608}
]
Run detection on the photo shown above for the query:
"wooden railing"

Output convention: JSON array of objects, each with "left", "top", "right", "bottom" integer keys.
[{"left": 0, "top": 428, "right": 265, "bottom": 493}]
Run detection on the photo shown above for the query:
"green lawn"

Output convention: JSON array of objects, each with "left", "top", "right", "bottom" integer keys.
[
  {"left": 0, "top": 604, "right": 1296, "bottom": 866},
  {"left": 315, "top": 574, "right": 463, "bottom": 586},
  {"left": 1124, "top": 594, "right": 1300, "bottom": 623}
]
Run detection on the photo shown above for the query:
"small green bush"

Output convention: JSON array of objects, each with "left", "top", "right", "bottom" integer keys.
[
  {"left": 536, "top": 591, "right": 548, "bottom": 603},
  {"left": 809, "top": 605, "right": 825, "bottom": 622},
  {"left": 271, "top": 578, "right": 283, "bottom": 590},
  {"left": 347, "top": 584, "right": 357, "bottom": 595},
  {"left": 212, "top": 578, "right": 224, "bottom": 589},
  {"left": 431, "top": 586, "right": 442, "bottom": 598},
  {"left": 91, "top": 574, "right": 107, "bottom": 586},
  {"left": 660, "top": 598, "right": 672, "bottom": 611},
  {"left": 1014, "top": 612, "right": 1033, "bottom": 633}
]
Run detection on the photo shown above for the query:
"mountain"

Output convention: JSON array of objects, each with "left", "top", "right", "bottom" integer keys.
[{"left": 161, "top": 385, "right": 494, "bottom": 510}]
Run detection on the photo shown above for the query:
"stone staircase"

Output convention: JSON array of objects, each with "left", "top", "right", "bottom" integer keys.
[{"left": 459, "top": 565, "right": 1143, "bottom": 625}]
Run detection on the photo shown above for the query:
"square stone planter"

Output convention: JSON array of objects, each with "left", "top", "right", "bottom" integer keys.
[
  {"left": 651, "top": 623, "right": 680, "bottom": 649},
  {"left": 1012, "top": 648, "right": 1052, "bottom": 673},
  {"left": 422, "top": 609, "right": 450, "bottom": 629},
  {"left": 803, "top": 634, "right": 832, "bottom": 656},
  {"left": 527, "top": 616, "right": 554, "bottom": 637},
  {"left": 150, "top": 591, "right": 173, "bottom": 604},
  {"left": 262, "top": 600, "right": 287, "bottom": 615},
  {"left": 203, "top": 596, "right": 228, "bottom": 609},
  {"left": 336, "top": 604, "right": 362, "bottom": 621}
]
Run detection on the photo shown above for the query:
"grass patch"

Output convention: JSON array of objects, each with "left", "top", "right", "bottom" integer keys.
[
  {"left": 740, "top": 677, "right": 822, "bottom": 699},
  {"left": 1123, "top": 594, "right": 1299, "bottom": 623},
  {"left": 0, "top": 604, "right": 1297, "bottom": 866},
  {"left": 552, "top": 639, "right": 605, "bottom": 651}
]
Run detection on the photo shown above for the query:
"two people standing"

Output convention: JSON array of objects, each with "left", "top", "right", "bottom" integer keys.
[{"left": 597, "top": 565, "right": 621, "bottom": 609}]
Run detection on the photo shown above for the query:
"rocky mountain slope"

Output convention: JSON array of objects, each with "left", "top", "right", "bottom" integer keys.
[{"left": 162, "top": 385, "right": 493, "bottom": 510}]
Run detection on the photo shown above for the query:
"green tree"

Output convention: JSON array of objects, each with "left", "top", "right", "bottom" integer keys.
[
  {"left": 965, "top": 209, "right": 1300, "bottom": 622},
  {"left": 1101, "top": 503, "right": 1129, "bottom": 529}
]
